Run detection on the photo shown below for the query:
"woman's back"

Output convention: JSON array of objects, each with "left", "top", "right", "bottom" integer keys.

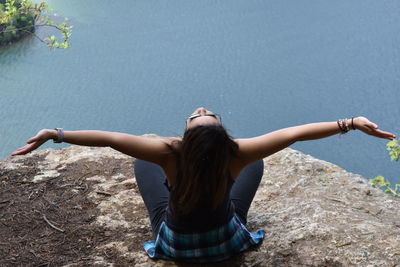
[{"left": 165, "top": 174, "right": 236, "bottom": 233}]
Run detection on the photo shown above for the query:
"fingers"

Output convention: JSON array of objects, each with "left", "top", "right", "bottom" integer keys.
[
  {"left": 12, "top": 130, "right": 51, "bottom": 156},
  {"left": 11, "top": 141, "right": 42, "bottom": 156},
  {"left": 27, "top": 136, "right": 37, "bottom": 144},
  {"left": 11, "top": 146, "right": 29, "bottom": 156},
  {"left": 369, "top": 123, "right": 378, "bottom": 130},
  {"left": 27, "top": 129, "right": 50, "bottom": 144},
  {"left": 381, "top": 131, "right": 396, "bottom": 140},
  {"left": 363, "top": 121, "right": 378, "bottom": 131},
  {"left": 15, "top": 145, "right": 29, "bottom": 151},
  {"left": 356, "top": 117, "right": 396, "bottom": 140},
  {"left": 12, "top": 144, "right": 33, "bottom": 156},
  {"left": 11, "top": 145, "right": 27, "bottom": 156},
  {"left": 27, "top": 133, "right": 41, "bottom": 144},
  {"left": 370, "top": 129, "right": 396, "bottom": 140}
]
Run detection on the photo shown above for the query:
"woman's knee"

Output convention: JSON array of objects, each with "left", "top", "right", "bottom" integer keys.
[{"left": 244, "top": 159, "right": 264, "bottom": 180}]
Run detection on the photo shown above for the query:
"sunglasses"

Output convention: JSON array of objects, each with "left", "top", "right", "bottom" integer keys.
[{"left": 186, "top": 112, "right": 222, "bottom": 124}]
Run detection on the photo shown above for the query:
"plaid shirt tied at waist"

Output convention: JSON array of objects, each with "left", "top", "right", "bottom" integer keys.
[{"left": 143, "top": 215, "right": 265, "bottom": 263}]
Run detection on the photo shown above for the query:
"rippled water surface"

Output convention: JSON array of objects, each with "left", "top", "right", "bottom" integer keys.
[{"left": 1, "top": 0, "right": 399, "bottom": 183}]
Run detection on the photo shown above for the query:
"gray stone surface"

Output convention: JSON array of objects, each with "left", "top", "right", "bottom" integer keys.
[{"left": 1, "top": 145, "right": 399, "bottom": 266}]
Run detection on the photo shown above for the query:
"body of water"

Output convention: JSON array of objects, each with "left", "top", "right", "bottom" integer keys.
[{"left": 1, "top": 0, "right": 399, "bottom": 184}]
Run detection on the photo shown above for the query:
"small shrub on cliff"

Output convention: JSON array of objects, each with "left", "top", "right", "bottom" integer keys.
[
  {"left": 370, "top": 176, "right": 399, "bottom": 198},
  {"left": 387, "top": 138, "right": 400, "bottom": 161},
  {"left": 370, "top": 138, "right": 400, "bottom": 198}
]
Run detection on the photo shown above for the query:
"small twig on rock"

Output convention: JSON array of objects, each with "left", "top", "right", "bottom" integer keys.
[
  {"left": 43, "top": 197, "right": 58, "bottom": 208},
  {"left": 6, "top": 200, "right": 14, "bottom": 210},
  {"left": 323, "top": 196, "right": 347, "bottom": 204},
  {"left": 59, "top": 183, "right": 75, "bottom": 188},
  {"left": 375, "top": 209, "right": 383, "bottom": 216},
  {"left": 96, "top": 191, "right": 112, "bottom": 196},
  {"left": 77, "top": 171, "right": 100, "bottom": 180},
  {"left": 29, "top": 249, "right": 38, "bottom": 258},
  {"left": 43, "top": 215, "right": 65, "bottom": 233},
  {"left": 75, "top": 184, "right": 88, "bottom": 190},
  {"left": 0, "top": 199, "right": 10, "bottom": 204},
  {"left": 335, "top": 241, "right": 352, "bottom": 247},
  {"left": 77, "top": 173, "right": 92, "bottom": 180}
]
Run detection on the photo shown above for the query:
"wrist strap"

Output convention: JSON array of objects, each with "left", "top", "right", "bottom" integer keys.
[
  {"left": 351, "top": 117, "right": 356, "bottom": 130},
  {"left": 53, "top": 128, "right": 64, "bottom": 143}
]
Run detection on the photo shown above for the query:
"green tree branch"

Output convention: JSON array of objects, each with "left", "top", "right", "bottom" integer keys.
[
  {"left": 370, "top": 138, "right": 400, "bottom": 198},
  {"left": 0, "top": 0, "right": 71, "bottom": 48}
]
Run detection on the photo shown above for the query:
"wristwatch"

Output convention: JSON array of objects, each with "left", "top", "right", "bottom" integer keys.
[{"left": 53, "top": 128, "right": 64, "bottom": 143}]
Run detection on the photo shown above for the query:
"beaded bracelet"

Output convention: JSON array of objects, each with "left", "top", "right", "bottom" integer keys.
[
  {"left": 337, "top": 119, "right": 350, "bottom": 134},
  {"left": 343, "top": 118, "right": 351, "bottom": 132},
  {"left": 337, "top": 120, "right": 344, "bottom": 133}
]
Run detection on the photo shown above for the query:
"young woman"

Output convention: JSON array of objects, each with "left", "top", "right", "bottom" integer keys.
[{"left": 12, "top": 107, "right": 396, "bottom": 263}]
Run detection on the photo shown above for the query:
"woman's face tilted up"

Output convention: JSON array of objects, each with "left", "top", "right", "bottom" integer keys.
[{"left": 185, "top": 107, "right": 222, "bottom": 129}]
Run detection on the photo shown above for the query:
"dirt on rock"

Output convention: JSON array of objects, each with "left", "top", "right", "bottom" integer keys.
[{"left": 0, "top": 149, "right": 150, "bottom": 266}]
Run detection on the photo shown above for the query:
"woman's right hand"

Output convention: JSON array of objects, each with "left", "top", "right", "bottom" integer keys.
[
  {"left": 12, "top": 129, "right": 56, "bottom": 156},
  {"left": 353, "top": 117, "right": 396, "bottom": 140}
]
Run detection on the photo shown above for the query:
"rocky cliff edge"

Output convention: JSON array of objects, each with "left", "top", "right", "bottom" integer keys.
[{"left": 0, "top": 145, "right": 399, "bottom": 266}]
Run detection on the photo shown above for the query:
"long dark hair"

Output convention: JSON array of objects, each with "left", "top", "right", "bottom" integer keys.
[{"left": 169, "top": 125, "right": 239, "bottom": 216}]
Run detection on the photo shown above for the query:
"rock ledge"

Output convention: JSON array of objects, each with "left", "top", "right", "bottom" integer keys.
[{"left": 0, "top": 145, "right": 399, "bottom": 266}]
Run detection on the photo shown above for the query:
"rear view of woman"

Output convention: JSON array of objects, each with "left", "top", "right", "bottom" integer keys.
[{"left": 12, "top": 107, "right": 396, "bottom": 263}]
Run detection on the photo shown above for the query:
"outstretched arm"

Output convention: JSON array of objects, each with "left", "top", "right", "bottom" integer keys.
[
  {"left": 235, "top": 117, "right": 396, "bottom": 166},
  {"left": 11, "top": 129, "right": 172, "bottom": 165}
]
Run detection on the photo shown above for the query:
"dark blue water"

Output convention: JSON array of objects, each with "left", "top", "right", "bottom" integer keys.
[{"left": 1, "top": 0, "right": 399, "bottom": 184}]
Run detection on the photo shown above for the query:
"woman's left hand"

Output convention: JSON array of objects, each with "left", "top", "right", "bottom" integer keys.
[{"left": 353, "top": 117, "right": 396, "bottom": 140}]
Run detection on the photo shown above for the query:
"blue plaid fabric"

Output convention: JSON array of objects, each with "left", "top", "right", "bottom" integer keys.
[{"left": 143, "top": 215, "right": 265, "bottom": 263}]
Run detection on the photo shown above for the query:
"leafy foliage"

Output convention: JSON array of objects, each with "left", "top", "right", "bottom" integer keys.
[
  {"left": 387, "top": 138, "right": 400, "bottom": 161},
  {"left": 0, "top": 0, "right": 71, "bottom": 48},
  {"left": 370, "top": 138, "right": 400, "bottom": 198},
  {"left": 370, "top": 176, "right": 399, "bottom": 198}
]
